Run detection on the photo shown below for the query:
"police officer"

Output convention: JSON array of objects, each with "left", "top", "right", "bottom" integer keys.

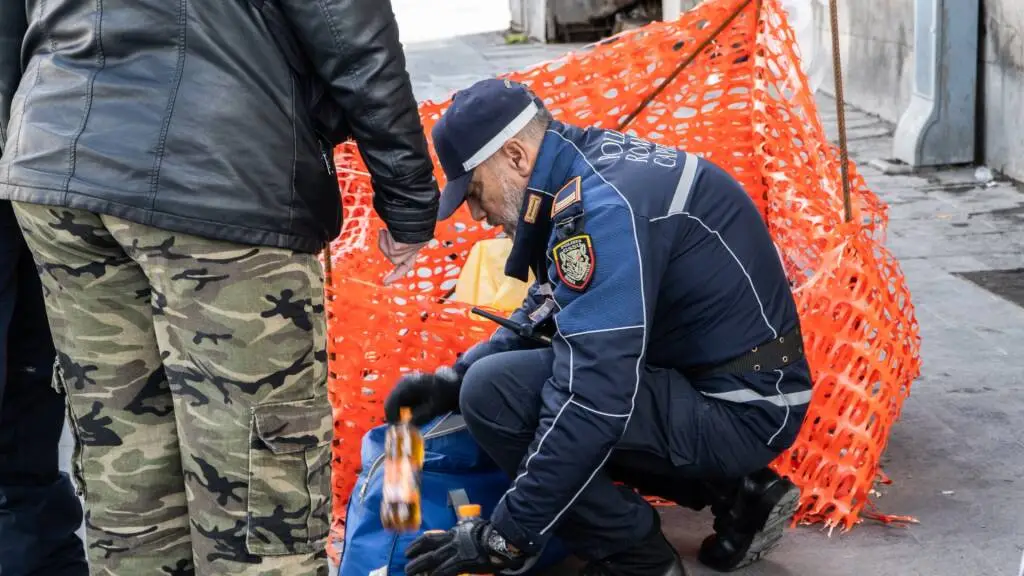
[{"left": 385, "top": 78, "right": 812, "bottom": 576}]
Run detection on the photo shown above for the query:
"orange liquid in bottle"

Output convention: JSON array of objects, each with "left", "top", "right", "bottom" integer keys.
[{"left": 380, "top": 407, "right": 425, "bottom": 532}]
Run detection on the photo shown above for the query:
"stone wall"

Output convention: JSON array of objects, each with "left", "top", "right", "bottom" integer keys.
[
  {"left": 978, "top": 0, "right": 1024, "bottom": 181},
  {"left": 658, "top": 0, "right": 1024, "bottom": 181},
  {"left": 813, "top": 0, "right": 1023, "bottom": 181}
]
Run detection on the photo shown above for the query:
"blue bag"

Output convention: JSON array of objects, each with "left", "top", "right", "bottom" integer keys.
[{"left": 337, "top": 413, "right": 569, "bottom": 575}]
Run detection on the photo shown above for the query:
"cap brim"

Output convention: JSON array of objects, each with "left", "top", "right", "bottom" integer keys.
[{"left": 437, "top": 172, "right": 472, "bottom": 221}]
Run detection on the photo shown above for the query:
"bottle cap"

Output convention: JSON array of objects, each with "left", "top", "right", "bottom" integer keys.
[
  {"left": 399, "top": 407, "right": 412, "bottom": 422},
  {"left": 457, "top": 504, "right": 481, "bottom": 518}
]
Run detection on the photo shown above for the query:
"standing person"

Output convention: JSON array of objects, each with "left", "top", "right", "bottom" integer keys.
[
  {"left": 0, "top": 1, "right": 439, "bottom": 574},
  {"left": 385, "top": 79, "right": 810, "bottom": 576},
  {"left": 0, "top": 200, "right": 88, "bottom": 576}
]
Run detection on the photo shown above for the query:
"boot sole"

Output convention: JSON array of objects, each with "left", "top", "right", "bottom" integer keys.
[{"left": 730, "top": 482, "right": 800, "bottom": 571}]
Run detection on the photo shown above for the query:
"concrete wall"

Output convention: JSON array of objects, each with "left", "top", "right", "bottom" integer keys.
[
  {"left": 979, "top": 0, "right": 1024, "bottom": 182},
  {"left": 657, "top": 0, "right": 1023, "bottom": 180},
  {"left": 810, "top": 0, "right": 1024, "bottom": 181},
  {"left": 661, "top": 0, "right": 918, "bottom": 125},
  {"left": 662, "top": 0, "right": 702, "bottom": 22},
  {"left": 814, "top": 0, "right": 915, "bottom": 124}
]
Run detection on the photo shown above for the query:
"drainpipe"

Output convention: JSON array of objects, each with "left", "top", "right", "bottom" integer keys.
[{"left": 891, "top": 0, "right": 980, "bottom": 168}]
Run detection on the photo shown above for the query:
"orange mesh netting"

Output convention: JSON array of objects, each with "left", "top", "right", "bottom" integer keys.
[{"left": 323, "top": 0, "right": 921, "bottom": 559}]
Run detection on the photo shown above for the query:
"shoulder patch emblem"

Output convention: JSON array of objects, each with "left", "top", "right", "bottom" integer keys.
[
  {"left": 552, "top": 233, "right": 595, "bottom": 291},
  {"left": 551, "top": 176, "right": 582, "bottom": 217},
  {"left": 523, "top": 192, "right": 542, "bottom": 224}
]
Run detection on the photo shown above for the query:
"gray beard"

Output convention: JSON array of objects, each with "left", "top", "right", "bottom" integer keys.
[{"left": 496, "top": 174, "right": 526, "bottom": 238}]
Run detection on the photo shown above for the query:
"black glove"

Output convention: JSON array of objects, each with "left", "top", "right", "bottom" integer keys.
[
  {"left": 405, "top": 517, "right": 527, "bottom": 576},
  {"left": 383, "top": 367, "right": 461, "bottom": 426}
]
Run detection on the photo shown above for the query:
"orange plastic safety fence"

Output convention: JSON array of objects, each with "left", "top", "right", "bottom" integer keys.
[{"left": 323, "top": 0, "right": 921, "bottom": 559}]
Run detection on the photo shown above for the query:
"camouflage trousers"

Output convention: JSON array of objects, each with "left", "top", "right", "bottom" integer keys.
[{"left": 12, "top": 203, "right": 332, "bottom": 576}]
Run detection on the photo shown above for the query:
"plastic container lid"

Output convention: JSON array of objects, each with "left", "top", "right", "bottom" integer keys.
[{"left": 457, "top": 504, "right": 481, "bottom": 518}]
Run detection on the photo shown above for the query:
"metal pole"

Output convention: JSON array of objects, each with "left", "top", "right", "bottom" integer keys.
[{"left": 827, "top": 0, "right": 852, "bottom": 222}]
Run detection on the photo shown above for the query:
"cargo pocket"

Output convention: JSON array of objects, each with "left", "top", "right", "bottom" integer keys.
[
  {"left": 52, "top": 356, "right": 88, "bottom": 499},
  {"left": 246, "top": 396, "right": 334, "bottom": 556}
]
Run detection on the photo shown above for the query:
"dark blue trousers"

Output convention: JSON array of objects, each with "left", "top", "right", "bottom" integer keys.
[
  {"left": 0, "top": 202, "right": 88, "bottom": 576},
  {"left": 459, "top": 348, "right": 779, "bottom": 561}
]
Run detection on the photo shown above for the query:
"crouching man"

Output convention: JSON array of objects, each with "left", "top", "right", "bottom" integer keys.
[{"left": 385, "top": 78, "right": 812, "bottom": 576}]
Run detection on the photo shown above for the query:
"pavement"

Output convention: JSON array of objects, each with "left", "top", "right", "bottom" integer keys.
[{"left": 62, "top": 1, "right": 1024, "bottom": 575}]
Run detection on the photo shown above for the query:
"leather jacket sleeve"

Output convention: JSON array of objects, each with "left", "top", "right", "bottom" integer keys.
[
  {"left": 278, "top": 0, "right": 440, "bottom": 244},
  {"left": 0, "top": 1, "right": 27, "bottom": 154}
]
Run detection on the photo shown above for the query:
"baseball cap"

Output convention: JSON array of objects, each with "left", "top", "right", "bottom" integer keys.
[{"left": 432, "top": 78, "right": 540, "bottom": 221}]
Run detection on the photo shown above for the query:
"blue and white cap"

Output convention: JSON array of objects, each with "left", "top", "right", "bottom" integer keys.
[{"left": 432, "top": 78, "right": 540, "bottom": 221}]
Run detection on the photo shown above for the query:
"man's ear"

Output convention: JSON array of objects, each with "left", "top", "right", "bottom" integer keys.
[{"left": 502, "top": 139, "right": 534, "bottom": 179}]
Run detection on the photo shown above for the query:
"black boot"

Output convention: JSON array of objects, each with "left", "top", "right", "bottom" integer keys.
[
  {"left": 578, "top": 512, "right": 688, "bottom": 576},
  {"left": 698, "top": 468, "right": 800, "bottom": 572}
]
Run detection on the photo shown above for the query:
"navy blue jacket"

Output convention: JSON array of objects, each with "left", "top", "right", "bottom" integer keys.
[{"left": 454, "top": 121, "right": 811, "bottom": 554}]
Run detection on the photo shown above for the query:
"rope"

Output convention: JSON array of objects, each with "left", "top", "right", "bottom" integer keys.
[
  {"left": 619, "top": 0, "right": 854, "bottom": 224},
  {"left": 617, "top": 0, "right": 755, "bottom": 131},
  {"left": 322, "top": 0, "right": 853, "bottom": 270},
  {"left": 828, "top": 0, "right": 853, "bottom": 222}
]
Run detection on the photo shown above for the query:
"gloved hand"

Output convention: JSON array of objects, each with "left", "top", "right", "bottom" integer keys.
[
  {"left": 405, "top": 516, "right": 527, "bottom": 576},
  {"left": 383, "top": 366, "right": 461, "bottom": 425}
]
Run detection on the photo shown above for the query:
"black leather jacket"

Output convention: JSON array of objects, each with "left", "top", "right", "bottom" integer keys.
[{"left": 0, "top": 0, "right": 439, "bottom": 253}]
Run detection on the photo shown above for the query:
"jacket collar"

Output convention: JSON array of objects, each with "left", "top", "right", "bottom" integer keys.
[{"left": 504, "top": 121, "right": 580, "bottom": 282}]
